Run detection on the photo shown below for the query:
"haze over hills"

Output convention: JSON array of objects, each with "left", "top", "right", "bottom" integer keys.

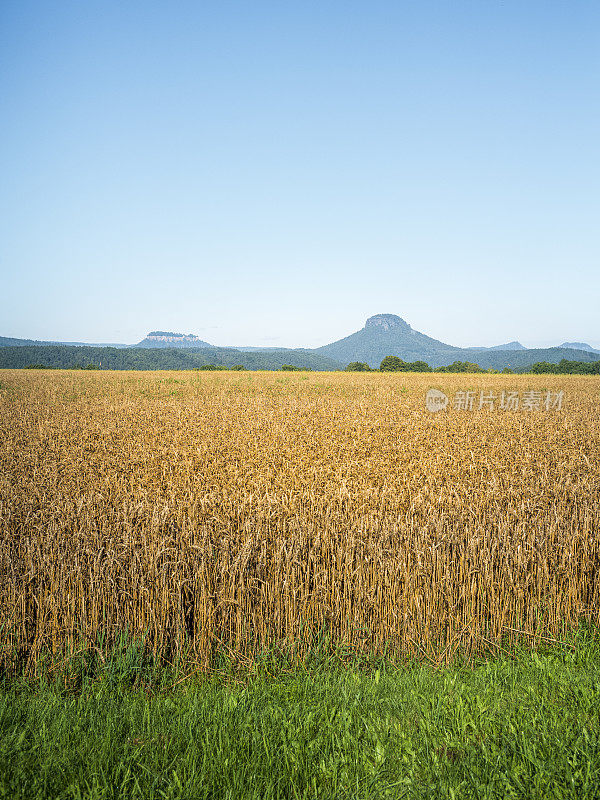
[{"left": 1, "top": 316, "right": 599, "bottom": 370}]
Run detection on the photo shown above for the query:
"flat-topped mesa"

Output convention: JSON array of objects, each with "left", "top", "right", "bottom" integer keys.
[
  {"left": 146, "top": 332, "right": 200, "bottom": 343},
  {"left": 134, "top": 331, "right": 212, "bottom": 348},
  {"left": 364, "top": 314, "right": 412, "bottom": 332}
]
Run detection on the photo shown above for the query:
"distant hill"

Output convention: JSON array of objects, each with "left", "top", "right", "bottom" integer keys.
[
  {"left": 133, "top": 332, "right": 212, "bottom": 348},
  {"left": 460, "top": 341, "right": 525, "bottom": 352},
  {"left": 560, "top": 342, "right": 600, "bottom": 354},
  {"left": 0, "top": 335, "right": 128, "bottom": 348},
  {"left": 0, "top": 336, "right": 54, "bottom": 347},
  {"left": 483, "top": 341, "right": 526, "bottom": 351},
  {"left": 316, "top": 314, "right": 600, "bottom": 369},
  {"left": 0, "top": 345, "right": 342, "bottom": 371}
]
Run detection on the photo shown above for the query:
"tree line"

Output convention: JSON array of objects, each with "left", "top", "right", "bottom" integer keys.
[
  {"left": 18, "top": 357, "right": 600, "bottom": 375},
  {"left": 345, "top": 357, "right": 600, "bottom": 375}
]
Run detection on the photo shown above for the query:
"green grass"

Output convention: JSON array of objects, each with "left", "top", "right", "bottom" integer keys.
[{"left": 1, "top": 637, "right": 600, "bottom": 799}]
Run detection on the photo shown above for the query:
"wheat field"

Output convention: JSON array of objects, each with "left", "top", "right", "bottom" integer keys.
[{"left": 1, "top": 369, "right": 599, "bottom": 671}]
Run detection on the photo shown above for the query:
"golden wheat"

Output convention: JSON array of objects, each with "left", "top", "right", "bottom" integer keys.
[{"left": 1, "top": 369, "right": 599, "bottom": 670}]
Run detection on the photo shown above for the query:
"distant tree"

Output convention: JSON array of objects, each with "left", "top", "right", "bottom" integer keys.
[
  {"left": 345, "top": 362, "right": 373, "bottom": 371},
  {"left": 380, "top": 356, "right": 432, "bottom": 372},
  {"left": 380, "top": 356, "right": 406, "bottom": 371},
  {"left": 527, "top": 359, "right": 600, "bottom": 375},
  {"left": 529, "top": 361, "right": 554, "bottom": 374},
  {"left": 230, "top": 364, "right": 247, "bottom": 371},
  {"left": 437, "top": 361, "right": 485, "bottom": 374},
  {"left": 410, "top": 360, "right": 432, "bottom": 373},
  {"left": 281, "top": 364, "right": 312, "bottom": 371}
]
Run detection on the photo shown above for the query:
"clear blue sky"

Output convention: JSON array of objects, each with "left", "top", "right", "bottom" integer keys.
[{"left": 1, "top": 1, "right": 599, "bottom": 348}]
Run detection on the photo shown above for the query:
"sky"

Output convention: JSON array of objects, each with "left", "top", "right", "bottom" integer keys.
[{"left": 1, "top": 0, "right": 599, "bottom": 349}]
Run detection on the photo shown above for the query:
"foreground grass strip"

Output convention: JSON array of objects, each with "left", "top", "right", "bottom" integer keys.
[{"left": 1, "top": 642, "right": 600, "bottom": 799}]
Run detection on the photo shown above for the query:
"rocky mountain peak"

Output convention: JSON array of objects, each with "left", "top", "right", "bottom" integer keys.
[
  {"left": 146, "top": 332, "right": 200, "bottom": 343},
  {"left": 364, "top": 314, "right": 411, "bottom": 332},
  {"left": 134, "top": 331, "right": 212, "bottom": 349}
]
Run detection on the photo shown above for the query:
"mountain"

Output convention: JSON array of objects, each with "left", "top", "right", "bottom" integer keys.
[
  {"left": 133, "top": 331, "right": 212, "bottom": 348},
  {"left": 316, "top": 314, "right": 600, "bottom": 369},
  {"left": 316, "top": 314, "right": 456, "bottom": 366},
  {"left": 560, "top": 342, "right": 600, "bottom": 354}
]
